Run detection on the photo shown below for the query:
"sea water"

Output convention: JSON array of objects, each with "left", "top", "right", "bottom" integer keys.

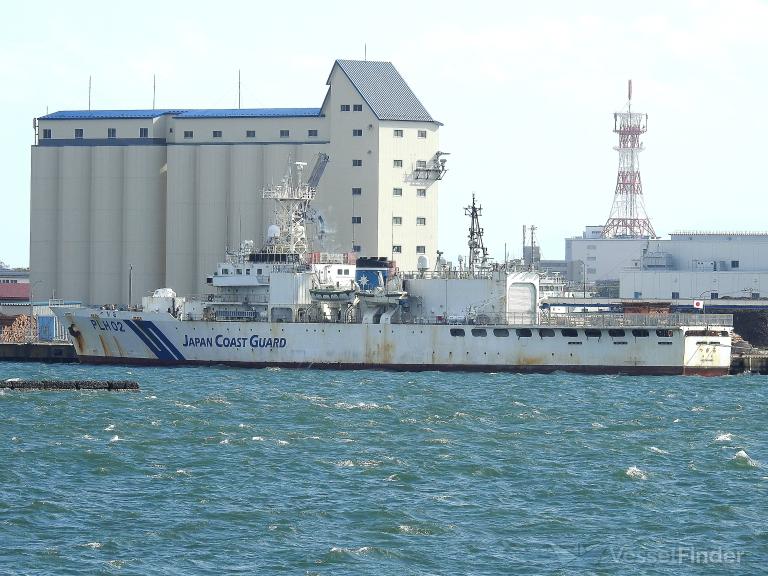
[{"left": 1, "top": 362, "right": 766, "bottom": 575}]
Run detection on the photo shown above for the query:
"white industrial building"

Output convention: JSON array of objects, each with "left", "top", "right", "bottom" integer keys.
[
  {"left": 30, "top": 60, "right": 444, "bottom": 305},
  {"left": 566, "top": 229, "right": 768, "bottom": 300}
]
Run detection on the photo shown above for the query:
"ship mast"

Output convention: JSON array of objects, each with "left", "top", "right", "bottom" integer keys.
[
  {"left": 464, "top": 194, "right": 488, "bottom": 273},
  {"left": 262, "top": 156, "right": 327, "bottom": 257}
]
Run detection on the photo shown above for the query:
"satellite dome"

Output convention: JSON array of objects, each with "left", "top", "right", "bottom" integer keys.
[
  {"left": 267, "top": 225, "right": 280, "bottom": 239},
  {"left": 417, "top": 255, "right": 430, "bottom": 271}
]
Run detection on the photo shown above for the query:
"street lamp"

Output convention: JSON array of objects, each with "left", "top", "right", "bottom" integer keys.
[{"left": 28, "top": 280, "right": 43, "bottom": 342}]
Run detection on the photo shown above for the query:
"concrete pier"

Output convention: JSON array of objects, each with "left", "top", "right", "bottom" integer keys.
[
  {"left": 0, "top": 342, "right": 76, "bottom": 362},
  {"left": 730, "top": 353, "right": 768, "bottom": 375}
]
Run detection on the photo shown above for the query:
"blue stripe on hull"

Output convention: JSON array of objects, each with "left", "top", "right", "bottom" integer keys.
[
  {"left": 139, "top": 320, "right": 186, "bottom": 361},
  {"left": 123, "top": 319, "right": 173, "bottom": 361}
]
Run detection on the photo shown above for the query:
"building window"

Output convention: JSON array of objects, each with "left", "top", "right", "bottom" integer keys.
[
  {"left": 672, "top": 291, "right": 680, "bottom": 299},
  {"left": 416, "top": 217, "right": 426, "bottom": 226},
  {"left": 392, "top": 216, "right": 402, "bottom": 225},
  {"left": 352, "top": 216, "right": 362, "bottom": 224},
  {"left": 352, "top": 245, "right": 361, "bottom": 252},
  {"left": 352, "top": 187, "right": 362, "bottom": 196},
  {"left": 246, "top": 130, "right": 256, "bottom": 138},
  {"left": 308, "top": 129, "right": 318, "bottom": 137},
  {"left": 393, "top": 160, "right": 403, "bottom": 168},
  {"left": 711, "top": 292, "right": 718, "bottom": 299},
  {"left": 416, "top": 160, "right": 427, "bottom": 168},
  {"left": 416, "top": 245, "right": 426, "bottom": 254},
  {"left": 352, "top": 129, "right": 362, "bottom": 137},
  {"left": 184, "top": 130, "right": 193, "bottom": 139},
  {"left": 352, "top": 159, "right": 362, "bottom": 167},
  {"left": 731, "top": 260, "right": 739, "bottom": 269},
  {"left": 42, "top": 129, "right": 51, "bottom": 139},
  {"left": 353, "top": 104, "right": 362, "bottom": 111},
  {"left": 393, "top": 188, "right": 402, "bottom": 197},
  {"left": 139, "top": 127, "right": 149, "bottom": 138},
  {"left": 74, "top": 128, "right": 84, "bottom": 139},
  {"left": 280, "top": 129, "right": 289, "bottom": 138},
  {"left": 393, "top": 245, "right": 402, "bottom": 253},
  {"left": 340, "top": 104, "right": 350, "bottom": 111},
  {"left": 633, "top": 291, "right": 642, "bottom": 299},
  {"left": 394, "top": 129, "right": 403, "bottom": 137},
  {"left": 418, "top": 130, "right": 427, "bottom": 138},
  {"left": 417, "top": 188, "right": 426, "bottom": 197},
  {"left": 107, "top": 128, "right": 117, "bottom": 138},
  {"left": 212, "top": 130, "right": 222, "bottom": 138}
]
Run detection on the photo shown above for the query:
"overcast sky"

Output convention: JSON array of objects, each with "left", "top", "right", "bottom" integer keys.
[{"left": 2, "top": 0, "right": 767, "bottom": 269}]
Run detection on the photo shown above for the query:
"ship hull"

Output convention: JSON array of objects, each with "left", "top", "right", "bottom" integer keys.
[{"left": 54, "top": 308, "right": 731, "bottom": 376}]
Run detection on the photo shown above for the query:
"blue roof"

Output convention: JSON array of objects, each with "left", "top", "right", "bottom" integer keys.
[
  {"left": 41, "top": 109, "right": 184, "bottom": 120},
  {"left": 332, "top": 60, "right": 438, "bottom": 124},
  {"left": 175, "top": 108, "right": 321, "bottom": 119}
]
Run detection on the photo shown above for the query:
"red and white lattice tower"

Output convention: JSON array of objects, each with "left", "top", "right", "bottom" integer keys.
[{"left": 601, "top": 80, "right": 657, "bottom": 238}]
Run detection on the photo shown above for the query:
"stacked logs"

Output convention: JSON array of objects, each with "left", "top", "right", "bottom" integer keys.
[{"left": 0, "top": 315, "right": 36, "bottom": 343}]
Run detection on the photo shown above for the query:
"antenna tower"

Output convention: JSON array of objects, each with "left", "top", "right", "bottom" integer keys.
[
  {"left": 601, "top": 80, "right": 657, "bottom": 239},
  {"left": 262, "top": 159, "right": 319, "bottom": 256},
  {"left": 464, "top": 194, "right": 488, "bottom": 272}
]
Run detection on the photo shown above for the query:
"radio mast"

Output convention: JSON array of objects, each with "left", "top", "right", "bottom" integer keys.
[{"left": 601, "top": 80, "right": 657, "bottom": 238}]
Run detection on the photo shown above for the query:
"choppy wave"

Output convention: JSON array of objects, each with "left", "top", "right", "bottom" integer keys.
[
  {"left": 2, "top": 363, "right": 765, "bottom": 574},
  {"left": 625, "top": 466, "right": 648, "bottom": 480}
]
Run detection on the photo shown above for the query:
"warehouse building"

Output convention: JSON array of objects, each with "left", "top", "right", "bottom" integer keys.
[
  {"left": 31, "top": 60, "right": 443, "bottom": 305},
  {"left": 566, "top": 229, "right": 768, "bottom": 300}
]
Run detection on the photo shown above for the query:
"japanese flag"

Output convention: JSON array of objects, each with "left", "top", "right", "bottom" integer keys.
[{"left": 693, "top": 300, "right": 704, "bottom": 309}]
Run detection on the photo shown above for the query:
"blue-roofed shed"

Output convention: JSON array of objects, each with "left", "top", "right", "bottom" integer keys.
[{"left": 41, "top": 109, "right": 185, "bottom": 120}]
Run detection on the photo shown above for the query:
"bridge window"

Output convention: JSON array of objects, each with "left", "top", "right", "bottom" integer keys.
[
  {"left": 539, "top": 328, "right": 555, "bottom": 337},
  {"left": 656, "top": 329, "right": 673, "bottom": 338},
  {"left": 450, "top": 328, "right": 465, "bottom": 337},
  {"left": 584, "top": 329, "right": 601, "bottom": 338},
  {"left": 515, "top": 328, "right": 532, "bottom": 337},
  {"left": 246, "top": 130, "right": 256, "bottom": 138},
  {"left": 731, "top": 260, "right": 739, "bottom": 269},
  {"left": 471, "top": 328, "right": 487, "bottom": 337},
  {"left": 608, "top": 329, "right": 625, "bottom": 337},
  {"left": 493, "top": 329, "right": 509, "bottom": 337},
  {"left": 672, "top": 291, "right": 680, "bottom": 299},
  {"left": 212, "top": 130, "right": 222, "bottom": 138},
  {"left": 352, "top": 187, "right": 362, "bottom": 195},
  {"left": 632, "top": 329, "right": 649, "bottom": 337},
  {"left": 309, "top": 129, "right": 318, "bottom": 137},
  {"left": 561, "top": 328, "right": 578, "bottom": 337}
]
